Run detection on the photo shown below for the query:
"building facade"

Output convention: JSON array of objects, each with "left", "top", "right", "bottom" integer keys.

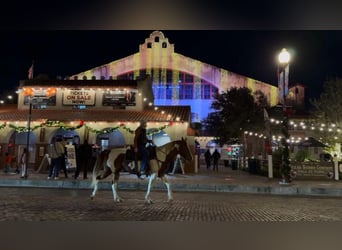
[
  {"left": 0, "top": 76, "right": 194, "bottom": 171},
  {"left": 69, "top": 31, "right": 283, "bottom": 122}
]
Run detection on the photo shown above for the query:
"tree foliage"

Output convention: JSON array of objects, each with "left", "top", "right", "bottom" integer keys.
[
  {"left": 202, "top": 87, "right": 269, "bottom": 145},
  {"left": 310, "top": 77, "right": 342, "bottom": 147},
  {"left": 311, "top": 77, "right": 342, "bottom": 123}
]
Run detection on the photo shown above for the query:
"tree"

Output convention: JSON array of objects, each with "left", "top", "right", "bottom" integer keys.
[
  {"left": 202, "top": 87, "right": 269, "bottom": 145},
  {"left": 310, "top": 77, "right": 342, "bottom": 150}
]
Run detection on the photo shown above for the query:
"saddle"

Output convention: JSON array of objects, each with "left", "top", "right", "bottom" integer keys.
[{"left": 125, "top": 144, "right": 157, "bottom": 161}]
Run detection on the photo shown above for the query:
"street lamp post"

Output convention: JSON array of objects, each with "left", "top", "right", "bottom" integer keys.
[
  {"left": 278, "top": 48, "right": 291, "bottom": 184},
  {"left": 25, "top": 96, "right": 33, "bottom": 178}
]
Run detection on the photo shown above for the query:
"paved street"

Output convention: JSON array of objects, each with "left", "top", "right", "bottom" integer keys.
[{"left": 2, "top": 187, "right": 342, "bottom": 221}]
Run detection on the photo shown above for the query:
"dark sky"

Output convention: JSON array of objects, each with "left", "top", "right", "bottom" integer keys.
[
  {"left": 1, "top": 1, "right": 342, "bottom": 106},
  {"left": 1, "top": 30, "right": 341, "bottom": 104}
]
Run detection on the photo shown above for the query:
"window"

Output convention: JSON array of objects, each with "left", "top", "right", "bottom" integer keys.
[
  {"left": 72, "top": 105, "right": 86, "bottom": 110},
  {"left": 185, "top": 84, "right": 193, "bottom": 99},
  {"left": 155, "top": 36, "right": 159, "bottom": 42},
  {"left": 166, "top": 70, "right": 172, "bottom": 83},
  {"left": 147, "top": 42, "right": 152, "bottom": 48},
  {"left": 139, "top": 69, "right": 146, "bottom": 79},
  {"left": 178, "top": 72, "right": 184, "bottom": 83},
  {"left": 202, "top": 84, "right": 211, "bottom": 99},
  {"left": 166, "top": 85, "right": 172, "bottom": 99},
  {"left": 212, "top": 86, "right": 219, "bottom": 97},
  {"left": 33, "top": 104, "right": 46, "bottom": 109},
  {"left": 162, "top": 42, "right": 167, "bottom": 48},
  {"left": 185, "top": 74, "right": 193, "bottom": 83},
  {"left": 178, "top": 84, "right": 184, "bottom": 99}
]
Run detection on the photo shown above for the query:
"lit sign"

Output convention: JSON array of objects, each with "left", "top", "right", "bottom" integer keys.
[
  {"left": 63, "top": 89, "right": 96, "bottom": 105},
  {"left": 23, "top": 87, "right": 57, "bottom": 106},
  {"left": 102, "top": 89, "right": 137, "bottom": 106}
]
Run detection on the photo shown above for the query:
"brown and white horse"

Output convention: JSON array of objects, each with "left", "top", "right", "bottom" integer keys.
[{"left": 90, "top": 138, "right": 193, "bottom": 204}]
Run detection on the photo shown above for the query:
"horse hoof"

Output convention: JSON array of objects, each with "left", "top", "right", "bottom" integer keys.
[{"left": 146, "top": 199, "right": 153, "bottom": 204}]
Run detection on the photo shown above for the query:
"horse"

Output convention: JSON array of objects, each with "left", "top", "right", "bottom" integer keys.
[{"left": 90, "top": 137, "right": 193, "bottom": 204}]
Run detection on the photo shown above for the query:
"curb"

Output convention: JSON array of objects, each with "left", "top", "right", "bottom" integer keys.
[{"left": 1, "top": 179, "right": 342, "bottom": 197}]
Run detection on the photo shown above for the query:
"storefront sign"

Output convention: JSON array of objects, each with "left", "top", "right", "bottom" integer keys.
[
  {"left": 63, "top": 89, "right": 96, "bottom": 105},
  {"left": 24, "top": 87, "right": 57, "bottom": 106},
  {"left": 102, "top": 89, "right": 137, "bottom": 106},
  {"left": 291, "top": 162, "right": 333, "bottom": 178}
]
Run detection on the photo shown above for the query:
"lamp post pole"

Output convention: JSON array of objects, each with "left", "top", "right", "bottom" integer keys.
[
  {"left": 278, "top": 48, "right": 291, "bottom": 184},
  {"left": 25, "top": 97, "right": 33, "bottom": 177}
]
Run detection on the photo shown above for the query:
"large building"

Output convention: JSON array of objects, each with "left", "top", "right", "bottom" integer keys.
[{"left": 69, "top": 31, "right": 289, "bottom": 122}]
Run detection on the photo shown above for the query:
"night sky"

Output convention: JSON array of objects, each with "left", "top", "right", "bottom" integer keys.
[{"left": 1, "top": 1, "right": 342, "bottom": 106}]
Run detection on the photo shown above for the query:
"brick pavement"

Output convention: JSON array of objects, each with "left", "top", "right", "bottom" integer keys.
[{"left": 1, "top": 164, "right": 342, "bottom": 197}]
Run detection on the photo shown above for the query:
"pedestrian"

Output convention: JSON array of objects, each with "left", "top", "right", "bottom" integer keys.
[
  {"left": 212, "top": 149, "right": 221, "bottom": 172},
  {"left": 73, "top": 139, "right": 92, "bottom": 179},
  {"left": 47, "top": 143, "right": 60, "bottom": 180},
  {"left": 19, "top": 148, "right": 28, "bottom": 179},
  {"left": 55, "top": 138, "right": 68, "bottom": 178},
  {"left": 134, "top": 120, "right": 150, "bottom": 178},
  {"left": 57, "top": 139, "right": 68, "bottom": 178},
  {"left": 204, "top": 149, "right": 212, "bottom": 169},
  {"left": 3, "top": 152, "right": 13, "bottom": 173}
]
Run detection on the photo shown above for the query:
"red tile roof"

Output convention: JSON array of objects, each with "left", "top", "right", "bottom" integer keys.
[{"left": 0, "top": 105, "right": 191, "bottom": 123}]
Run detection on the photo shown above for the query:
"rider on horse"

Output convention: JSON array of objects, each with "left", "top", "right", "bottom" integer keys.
[{"left": 134, "top": 120, "right": 150, "bottom": 178}]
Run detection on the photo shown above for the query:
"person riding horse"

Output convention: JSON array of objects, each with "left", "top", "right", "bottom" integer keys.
[{"left": 134, "top": 120, "right": 151, "bottom": 178}]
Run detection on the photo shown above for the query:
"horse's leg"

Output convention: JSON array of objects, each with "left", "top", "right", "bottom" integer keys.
[
  {"left": 160, "top": 175, "right": 173, "bottom": 203},
  {"left": 90, "top": 179, "right": 98, "bottom": 200},
  {"left": 90, "top": 156, "right": 102, "bottom": 200},
  {"left": 111, "top": 154, "right": 124, "bottom": 202},
  {"left": 111, "top": 179, "right": 122, "bottom": 202},
  {"left": 145, "top": 172, "right": 157, "bottom": 204}
]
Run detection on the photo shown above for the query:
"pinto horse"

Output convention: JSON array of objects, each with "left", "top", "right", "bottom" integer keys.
[{"left": 90, "top": 138, "right": 193, "bottom": 204}]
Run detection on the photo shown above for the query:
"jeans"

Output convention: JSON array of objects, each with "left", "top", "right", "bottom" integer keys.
[
  {"left": 49, "top": 157, "right": 61, "bottom": 177},
  {"left": 138, "top": 145, "right": 149, "bottom": 172}
]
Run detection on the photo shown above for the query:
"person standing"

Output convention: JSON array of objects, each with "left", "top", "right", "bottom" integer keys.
[
  {"left": 19, "top": 148, "right": 28, "bottom": 179},
  {"left": 3, "top": 152, "right": 13, "bottom": 173},
  {"left": 55, "top": 138, "right": 68, "bottom": 178},
  {"left": 212, "top": 149, "right": 221, "bottom": 172},
  {"left": 47, "top": 143, "right": 60, "bottom": 180},
  {"left": 134, "top": 120, "right": 149, "bottom": 178},
  {"left": 74, "top": 139, "right": 92, "bottom": 179},
  {"left": 204, "top": 149, "right": 212, "bottom": 169},
  {"left": 57, "top": 139, "right": 68, "bottom": 178}
]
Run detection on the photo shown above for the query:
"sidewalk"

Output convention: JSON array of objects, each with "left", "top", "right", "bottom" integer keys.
[{"left": 1, "top": 165, "right": 342, "bottom": 197}]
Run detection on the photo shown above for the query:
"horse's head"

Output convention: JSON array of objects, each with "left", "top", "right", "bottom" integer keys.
[{"left": 176, "top": 137, "right": 193, "bottom": 162}]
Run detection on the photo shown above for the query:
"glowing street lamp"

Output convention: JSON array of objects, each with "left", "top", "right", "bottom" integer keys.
[{"left": 278, "top": 48, "right": 291, "bottom": 184}]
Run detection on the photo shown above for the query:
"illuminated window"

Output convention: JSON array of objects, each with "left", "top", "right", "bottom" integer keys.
[
  {"left": 72, "top": 105, "right": 86, "bottom": 110},
  {"left": 33, "top": 104, "right": 46, "bottom": 109},
  {"left": 185, "top": 84, "right": 193, "bottom": 99},
  {"left": 166, "top": 85, "right": 172, "bottom": 99},
  {"left": 179, "top": 84, "right": 184, "bottom": 99},
  {"left": 202, "top": 84, "right": 211, "bottom": 99}
]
